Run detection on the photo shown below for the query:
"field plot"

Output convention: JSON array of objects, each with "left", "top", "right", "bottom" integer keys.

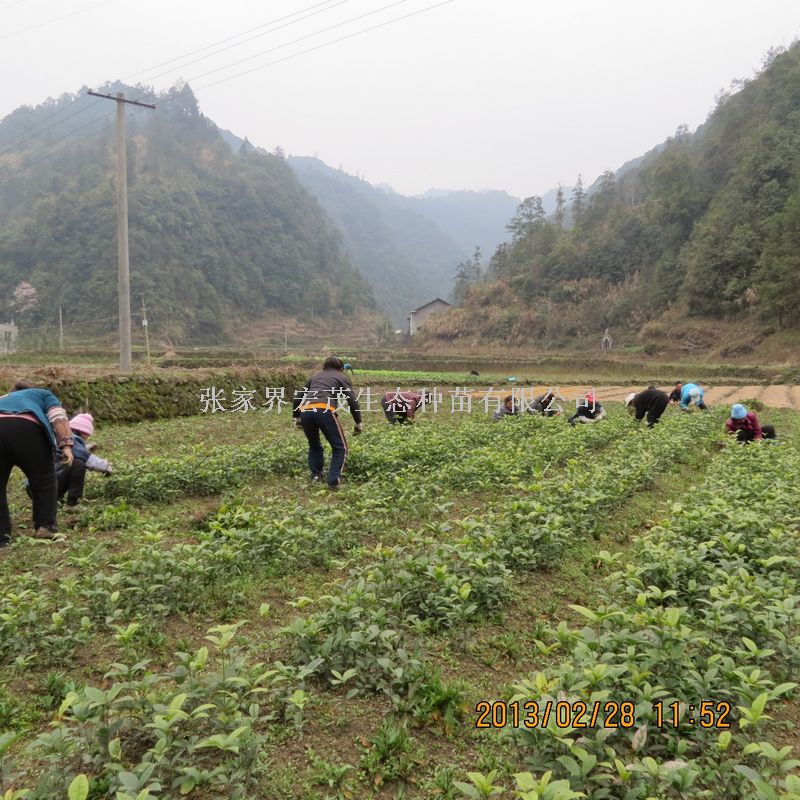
[{"left": 0, "top": 404, "right": 798, "bottom": 799}]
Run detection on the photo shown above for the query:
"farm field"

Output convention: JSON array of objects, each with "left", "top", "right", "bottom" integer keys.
[{"left": 0, "top": 399, "right": 799, "bottom": 799}]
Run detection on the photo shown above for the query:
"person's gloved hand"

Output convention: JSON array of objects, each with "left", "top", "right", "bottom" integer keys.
[
  {"left": 60, "top": 446, "right": 74, "bottom": 467},
  {"left": 354, "top": 423, "right": 363, "bottom": 435},
  {"left": 87, "top": 442, "right": 98, "bottom": 453},
  {"left": 104, "top": 464, "right": 114, "bottom": 476}
]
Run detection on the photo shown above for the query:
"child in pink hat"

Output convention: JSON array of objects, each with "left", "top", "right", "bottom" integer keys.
[{"left": 56, "top": 413, "right": 113, "bottom": 506}]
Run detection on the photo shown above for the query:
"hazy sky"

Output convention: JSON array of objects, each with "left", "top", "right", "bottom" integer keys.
[{"left": 1, "top": 0, "right": 798, "bottom": 198}]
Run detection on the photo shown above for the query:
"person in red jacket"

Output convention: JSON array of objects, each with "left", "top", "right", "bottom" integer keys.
[
  {"left": 725, "top": 404, "right": 776, "bottom": 442},
  {"left": 381, "top": 390, "right": 428, "bottom": 424}
]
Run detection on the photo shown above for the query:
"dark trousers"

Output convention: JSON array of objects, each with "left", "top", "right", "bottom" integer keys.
[
  {"left": 569, "top": 407, "right": 604, "bottom": 424},
  {"left": 381, "top": 399, "right": 409, "bottom": 424},
  {"left": 645, "top": 395, "right": 670, "bottom": 427},
  {"left": 0, "top": 418, "right": 57, "bottom": 536},
  {"left": 736, "top": 426, "right": 776, "bottom": 443},
  {"left": 299, "top": 410, "right": 348, "bottom": 486},
  {"left": 57, "top": 459, "right": 87, "bottom": 505}
]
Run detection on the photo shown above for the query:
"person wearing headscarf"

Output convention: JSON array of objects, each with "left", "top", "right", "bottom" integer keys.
[
  {"left": 568, "top": 391, "right": 606, "bottom": 425},
  {"left": 55, "top": 414, "right": 113, "bottom": 506}
]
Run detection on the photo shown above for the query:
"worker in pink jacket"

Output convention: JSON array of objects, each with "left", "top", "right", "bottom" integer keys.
[{"left": 381, "top": 390, "right": 427, "bottom": 424}]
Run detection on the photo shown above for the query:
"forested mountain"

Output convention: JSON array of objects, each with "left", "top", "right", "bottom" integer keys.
[
  {"left": 288, "top": 156, "right": 463, "bottom": 325},
  {"left": 289, "top": 157, "right": 521, "bottom": 325},
  {"left": 426, "top": 43, "right": 800, "bottom": 346},
  {"left": 400, "top": 188, "right": 520, "bottom": 259},
  {"left": 0, "top": 83, "right": 373, "bottom": 342}
]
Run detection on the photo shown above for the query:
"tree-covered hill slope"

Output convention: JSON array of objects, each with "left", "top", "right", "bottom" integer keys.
[
  {"left": 0, "top": 83, "right": 373, "bottom": 342},
  {"left": 425, "top": 43, "right": 800, "bottom": 348}
]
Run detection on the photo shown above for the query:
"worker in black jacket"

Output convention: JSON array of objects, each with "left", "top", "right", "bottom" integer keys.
[
  {"left": 625, "top": 387, "right": 670, "bottom": 428},
  {"left": 292, "top": 356, "right": 362, "bottom": 488}
]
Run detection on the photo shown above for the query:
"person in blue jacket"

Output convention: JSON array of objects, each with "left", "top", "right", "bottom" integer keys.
[
  {"left": 0, "top": 381, "right": 74, "bottom": 547},
  {"left": 679, "top": 383, "right": 707, "bottom": 411}
]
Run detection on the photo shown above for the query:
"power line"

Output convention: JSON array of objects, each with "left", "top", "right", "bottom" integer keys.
[
  {"left": 188, "top": 0, "right": 411, "bottom": 85},
  {"left": 8, "top": 109, "right": 116, "bottom": 167},
  {"left": 0, "top": 0, "right": 25, "bottom": 12},
  {"left": 0, "top": 98, "right": 103, "bottom": 156},
  {"left": 195, "top": 0, "right": 458, "bottom": 91},
  {"left": 4, "top": 0, "right": 459, "bottom": 166},
  {"left": 122, "top": 0, "right": 344, "bottom": 83},
  {"left": 0, "top": 0, "right": 117, "bottom": 41},
  {"left": 0, "top": 0, "right": 345, "bottom": 155}
]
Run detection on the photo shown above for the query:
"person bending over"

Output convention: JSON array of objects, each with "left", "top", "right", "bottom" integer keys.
[
  {"left": 292, "top": 357, "right": 362, "bottom": 488},
  {"left": 625, "top": 387, "right": 670, "bottom": 428}
]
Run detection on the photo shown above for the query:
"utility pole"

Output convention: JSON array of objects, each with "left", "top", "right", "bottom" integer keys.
[
  {"left": 141, "top": 296, "right": 151, "bottom": 368},
  {"left": 58, "top": 305, "right": 63, "bottom": 352},
  {"left": 87, "top": 90, "right": 155, "bottom": 371}
]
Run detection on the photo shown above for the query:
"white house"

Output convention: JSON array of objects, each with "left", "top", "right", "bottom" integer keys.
[
  {"left": 0, "top": 321, "right": 18, "bottom": 355},
  {"left": 407, "top": 298, "right": 452, "bottom": 336}
]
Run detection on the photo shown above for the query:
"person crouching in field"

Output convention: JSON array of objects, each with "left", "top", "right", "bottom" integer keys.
[
  {"left": 568, "top": 392, "right": 606, "bottom": 425},
  {"left": 56, "top": 414, "right": 113, "bottom": 506},
  {"left": 678, "top": 382, "right": 707, "bottom": 411},
  {"left": 382, "top": 390, "right": 428, "bottom": 424},
  {"left": 293, "top": 356, "right": 363, "bottom": 489},
  {"left": 530, "top": 390, "right": 562, "bottom": 416},
  {"left": 0, "top": 381, "right": 74, "bottom": 546},
  {"left": 726, "top": 404, "right": 776, "bottom": 443},
  {"left": 625, "top": 387, "right": 670, "bottom": 428},
  {"left": 492, "top": 394, "right": 518, "bottom": 421}
]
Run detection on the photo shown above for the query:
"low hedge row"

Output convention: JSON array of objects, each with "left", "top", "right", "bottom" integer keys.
[{"left": 0, "top": 367, "right": 306, "bottom": 423}]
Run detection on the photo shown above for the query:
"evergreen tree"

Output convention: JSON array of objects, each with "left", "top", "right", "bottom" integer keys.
[
  {"left": 571, "top": 175, "right": 586, "bottom": 224},
  {"left": 554, "top": 184, "right": 566, "bottom": 228}
]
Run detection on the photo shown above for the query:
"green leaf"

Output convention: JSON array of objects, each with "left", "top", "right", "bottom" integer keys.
[
  {"left": 751, "top": 692, "right": 769, "bottom": 717},
  {"left": 68, "top": 774, "right": 89, "bottom": 800},
  {"left": 567, "top": 605, "right": 598, "bottom": 622},
  {"left": 108, "top": 737, "right": 122, "bottom": 760}
]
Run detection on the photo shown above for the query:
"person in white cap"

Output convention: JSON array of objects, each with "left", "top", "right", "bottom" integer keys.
[
  {"left": 625, "top": 386, "right": 670, "bottom": 428},
  {"left": 55, "top": 413, "right": 113, "bottom": 506},
  {"left": 678, "top": 383, "right": 707, "bottom": 411}
]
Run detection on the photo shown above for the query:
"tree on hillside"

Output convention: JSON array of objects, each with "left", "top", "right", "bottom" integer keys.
[
  {"left": 506, "top": 196, "right": 545, "bottom": 242},
  {"left": 554, "top": 185, "right": 566, "bottom": 228},
  {"left": 756, "top": 194, "right": 800, "bottom": 327},
  {"left": 11, "top": 282, "right": 38, "bottom": 315},
  {"left": 571, "top": 175, "right": 586, "bottom": 224},
  {"left": 454, "top": 248, "right": 482, "bottom": 303}
]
